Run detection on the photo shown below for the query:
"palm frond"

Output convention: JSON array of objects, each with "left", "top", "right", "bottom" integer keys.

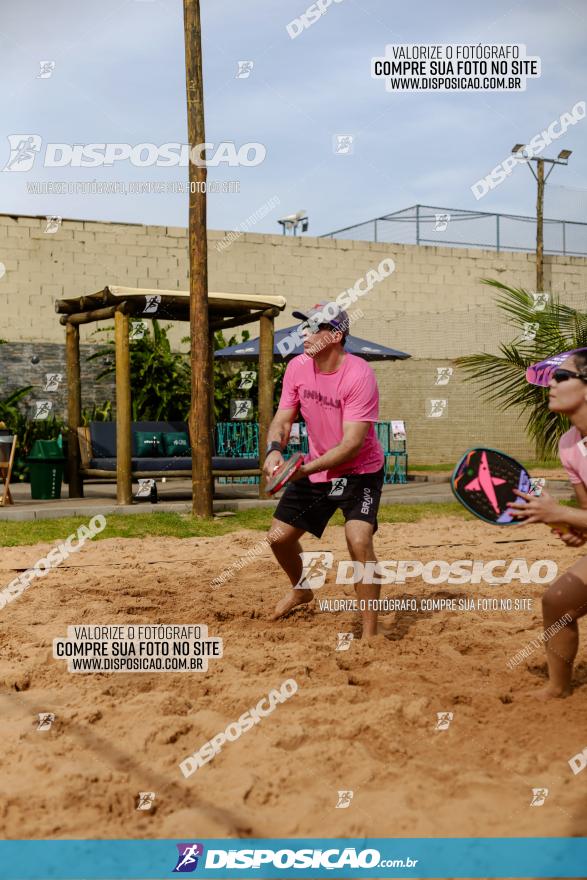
[{"left": 457, "top": 280, "right": 586, "bottom": 459}]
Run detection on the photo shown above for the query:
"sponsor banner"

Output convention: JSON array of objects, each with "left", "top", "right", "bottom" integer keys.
[{"left": 0, "top": 837, "right": 586, "bottom": 878}]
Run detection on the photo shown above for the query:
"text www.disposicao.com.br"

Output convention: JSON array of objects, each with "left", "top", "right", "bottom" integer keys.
[{"left": 69, "top": 657, "right": 200, "bottom": 671}]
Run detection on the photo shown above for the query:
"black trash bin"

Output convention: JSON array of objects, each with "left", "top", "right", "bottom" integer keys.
[{"left": 27, "top": 437, "right": 66, "bottom": 500}]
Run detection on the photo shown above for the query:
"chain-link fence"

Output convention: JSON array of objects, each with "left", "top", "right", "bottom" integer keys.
[{"left": 321, "top": 204, "right": 587, "bottom": 256}]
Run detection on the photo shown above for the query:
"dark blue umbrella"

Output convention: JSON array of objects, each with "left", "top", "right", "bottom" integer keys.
[{"left": 215, "top": 325, "right": 411, "bottom": 362}]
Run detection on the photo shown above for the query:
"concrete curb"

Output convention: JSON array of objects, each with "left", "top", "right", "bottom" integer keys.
[{"left": 0, "top": 480, "right": 572, "bottom": 522}]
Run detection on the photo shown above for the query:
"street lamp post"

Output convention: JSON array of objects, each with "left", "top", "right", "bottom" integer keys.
[
  {"left": 511, "top": 144, "right": 573, "bottom": 293},
  {"left": 536, "top": 158, "right": 544, "bottom": 292}
]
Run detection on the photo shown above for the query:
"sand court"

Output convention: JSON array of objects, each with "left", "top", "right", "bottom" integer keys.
[{"left": 0, "top": 516, "right": 586, "bottom": 841}]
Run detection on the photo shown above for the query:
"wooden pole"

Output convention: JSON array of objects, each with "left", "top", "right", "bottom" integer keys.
[
  {"left": 60, "top": 306, "right": 118, "bottom": 326},
  {"left": 536, "top": 158, "right": 544, "bottom": 292},
  {"left": 210, "top": 309, "right": 267, "bottom": 333},
  {"left": 258, "top": 309, "right": 275, "bottom": 498},
  {"left": 114, "top": 308, "right": 132, "bottom": 505},
  {"left": 209, "top": 326, "right": 216, "bottom": 501},
  {"left": 55, "top": 289, "right": 109, "bottom": 314},
  {"left": 65, "top": 323, "right": 83, "bottom": 498},
  {"left": 183, "top": 0, "right": 213, "bottom": 518}
]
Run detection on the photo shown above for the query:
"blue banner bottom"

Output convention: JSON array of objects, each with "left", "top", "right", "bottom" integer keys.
[{"left": 0, "top": 838, "right": 586, "bottom": 879}]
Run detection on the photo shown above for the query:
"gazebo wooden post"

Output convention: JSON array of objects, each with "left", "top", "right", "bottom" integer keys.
[
  {"left": 114, "top": 308, "right": 132, "bottom": 505},
  {"left": 258, "top": 309, "right": 276, "bottom": 498},
  {"left": 209, "top": 326, "right": 216, "bottom": 500},
  {"left": 65, "top": 322, "right": 83, "bottom": 498}
]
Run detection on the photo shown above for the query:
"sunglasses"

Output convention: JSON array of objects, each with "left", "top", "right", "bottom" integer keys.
[
  {"left": 299, "top": 319, "right": 335, "bottom": 334},
  {"left": 551, "top": 368, "right": 587, "bottom": 384}
]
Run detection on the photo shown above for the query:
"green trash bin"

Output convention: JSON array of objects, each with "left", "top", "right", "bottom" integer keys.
[{"left": 27, "top": 437, "right": 66, "bottom": 500}]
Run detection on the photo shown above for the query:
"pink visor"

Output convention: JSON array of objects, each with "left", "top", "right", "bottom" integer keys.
[{"left": 526, "top": 348, "right": 587, "bottom": 386}]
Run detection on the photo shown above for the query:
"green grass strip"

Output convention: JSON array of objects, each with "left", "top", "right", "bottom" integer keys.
[{"left": 0, "top": 502, "right": 470, "bottom": 547}]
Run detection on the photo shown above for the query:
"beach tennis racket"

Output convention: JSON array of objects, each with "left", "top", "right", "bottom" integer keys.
[
  {"left": 266, "top": 452, "right": 304, "bottom": 495},
  {"left": 451, "top": 447, "right": 569, "bottom": 532}
]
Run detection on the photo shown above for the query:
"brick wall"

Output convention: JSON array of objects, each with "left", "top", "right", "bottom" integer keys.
[
  {"left": 371, "top": 358, "right": 531, "bottom": 464},
  {"left": 0, "top": 341, "right": 115, "bottom": 419},
  {"left": 1, "top": 213, "right": 586, "bottom": 463}
]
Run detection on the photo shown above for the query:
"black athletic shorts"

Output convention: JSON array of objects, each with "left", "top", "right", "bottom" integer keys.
[{"left": 273, "top": 467, "right": 385, "bottom": 538}]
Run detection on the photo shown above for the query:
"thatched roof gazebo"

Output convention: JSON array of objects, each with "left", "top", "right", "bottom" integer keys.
[{"left": 55, "top": 286, "right": 286, "bottom": 504}]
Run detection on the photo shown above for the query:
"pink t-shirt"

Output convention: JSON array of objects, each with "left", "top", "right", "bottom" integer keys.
[
  {"left": 278, "top": 353, "right": 384, "bottom": 483},
  {"left": 559, "top": 426, "right": 587, "bottom": 485}
]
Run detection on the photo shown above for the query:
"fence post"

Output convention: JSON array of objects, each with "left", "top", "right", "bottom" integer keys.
[
  {"left": 416, "top": 205, "right": 420, "bottom": 245},
  {"left": 496, "top": 214, "right": 500, "bottom": 252},
  {"left": 374, "top": 219, "right": 378, "bottom": 242},
  {"left": 562, "top": 221, "right": 566, "bottom": 255}
]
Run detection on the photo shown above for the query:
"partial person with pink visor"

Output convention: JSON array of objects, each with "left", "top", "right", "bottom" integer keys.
[
  {"left": 508, "top": 348, "right": 587, "bottom": 698},
  {"left": 263, "top": 303, "right": 385, "bottom": 638}
]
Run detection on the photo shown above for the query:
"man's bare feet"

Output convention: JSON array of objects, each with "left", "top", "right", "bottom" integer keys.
[
  {"left": 357, "top": 631, "right": 384, "bottom": 642},
  {"left": 522, "top": 684, "right": 572, "bottom": 700},
  {"left": 361, "top": 626, "right": 379, "bottom": 640},
  {"left": 271, "top": 588, "right": 314, "bottom": 620},
  {"left": 375, "top": 618, "right": 395, "bottom": 638}
]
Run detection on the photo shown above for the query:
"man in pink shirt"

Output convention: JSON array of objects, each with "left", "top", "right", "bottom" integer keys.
[{"left": 263, "top": 303, "right": 385, "bottom": 638}]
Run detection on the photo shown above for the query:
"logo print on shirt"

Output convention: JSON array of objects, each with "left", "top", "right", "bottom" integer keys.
[
  {"left": 302, "top": 389, "right": 341, "bottom": 409},
  {"left": 329, "top": 478, "right": 347, "bottom": 497}
]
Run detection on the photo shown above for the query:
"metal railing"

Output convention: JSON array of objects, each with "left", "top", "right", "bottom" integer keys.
[
  {"left": 321, "top": 204, "right": 587, "bottom": 256},
  {"left": 215, "top": 421, "right": 408, "bottom": 484}
]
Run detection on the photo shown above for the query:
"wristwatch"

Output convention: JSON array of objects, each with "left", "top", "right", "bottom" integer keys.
[{"left": 265, "top": 441, "right": 283, "bottom": 456}]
